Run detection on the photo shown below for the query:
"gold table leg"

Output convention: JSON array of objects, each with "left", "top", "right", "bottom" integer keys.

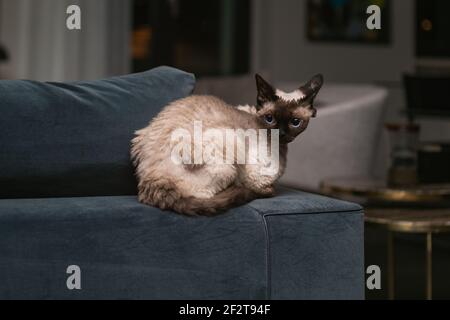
[
  {"left": 426, "top": 232, "right": 433, "bottom": 300},
  {"left": 388, "top": 231, "right": 395, "bottom": 300}
]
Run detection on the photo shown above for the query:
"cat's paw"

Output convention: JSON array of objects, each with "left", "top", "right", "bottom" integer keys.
[{"left": 259, "top": 186, "right": 275, "bottom": 198}]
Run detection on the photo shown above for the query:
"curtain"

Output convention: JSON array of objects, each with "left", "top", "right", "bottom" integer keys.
[{"left": 0, "top": 0, "right": 131, "bottom": 81}]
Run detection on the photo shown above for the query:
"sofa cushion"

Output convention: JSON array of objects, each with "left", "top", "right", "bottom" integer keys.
[
  {"left": 0, "top": 66, "right": 195, "bottom": 199},
  {"left": 0, "top": 188, "right": 364, "bottom": 300}
]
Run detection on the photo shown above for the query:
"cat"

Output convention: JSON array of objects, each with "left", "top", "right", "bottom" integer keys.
[{"left": 131, "top": 73, "right": 323, "bottom": 216}]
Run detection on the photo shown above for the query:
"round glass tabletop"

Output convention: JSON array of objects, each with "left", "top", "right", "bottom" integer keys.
[
  {"left": 320, "top": 177, "right": 450, "bottom": 204},
  {"left": 365, "top": 208, "right": 450, "bottom": 233}
]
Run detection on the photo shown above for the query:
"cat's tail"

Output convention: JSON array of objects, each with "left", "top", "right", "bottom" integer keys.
[{"left": 138, "top": 179, "right": 256, "bottom": 216}]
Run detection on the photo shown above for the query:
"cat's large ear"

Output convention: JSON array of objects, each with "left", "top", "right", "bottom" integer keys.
[
  {"left": 300, "top": 74, "right": 324, "bottom": 117},
  {"left": 255, "top": 74, "right": 277, "bottom": 108}
]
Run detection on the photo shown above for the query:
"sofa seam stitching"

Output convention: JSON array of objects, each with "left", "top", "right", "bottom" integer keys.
[
  {"left": 246, "top": 205, "right": 271, "bottom": 300},
  {"left": 249, "top": 207, "right": 363, "bottom": 217},
  {"left": 261, "top": 214, "right": 271, "bottom": 300}
]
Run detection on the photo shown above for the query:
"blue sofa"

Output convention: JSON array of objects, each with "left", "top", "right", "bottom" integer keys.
[{"left": 0, "top": 67, "right": 364, "bottom": 300}]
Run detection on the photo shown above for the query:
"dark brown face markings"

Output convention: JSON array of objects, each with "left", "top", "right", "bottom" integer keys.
[
  {"left": 254, "top": 73, "right": 323, "bottom": 142},
  {"left": 259, "top": 100, "right": 311, "bottom": 144}
]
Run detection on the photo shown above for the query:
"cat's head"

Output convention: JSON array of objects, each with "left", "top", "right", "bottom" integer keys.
[{"left": 255, "top": 73, "right": 323, "bottom": 144}]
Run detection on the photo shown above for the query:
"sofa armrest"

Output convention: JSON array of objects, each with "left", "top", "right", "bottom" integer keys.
[{"left": 249, "top": 187, "right": 365, "bottom": 300}]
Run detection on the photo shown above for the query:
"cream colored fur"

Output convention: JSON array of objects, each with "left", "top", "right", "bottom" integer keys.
[{"left": 132, "top": 96, "right": 282, "bottom": 201}]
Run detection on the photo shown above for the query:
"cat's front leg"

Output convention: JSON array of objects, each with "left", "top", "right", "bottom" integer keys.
[
  {"left": 239, "top": 164, "right": 278, "bottom": 196},
  {"left": 258, "top": 185, "right": 275, "bottom": 197}
]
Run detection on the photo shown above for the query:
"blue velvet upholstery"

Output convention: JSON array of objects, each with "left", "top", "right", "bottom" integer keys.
[
  {"left": 0, "top": 188, "right": 363, "bottom": 300},
  {"left": 0, "top": 67, "right": 364, "bottom": 300},
  {"left": 0, "top": 66, "right": 195, "bottom": 198}
]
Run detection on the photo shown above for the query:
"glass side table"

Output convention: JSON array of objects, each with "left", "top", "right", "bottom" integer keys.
[{"left": 320, "top": 177, "right": 450, "bottom": 300}]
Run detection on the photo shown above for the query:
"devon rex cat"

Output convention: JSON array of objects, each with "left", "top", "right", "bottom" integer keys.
[{"left": 131, "top": 74, "right": 323, "bottom": 216}]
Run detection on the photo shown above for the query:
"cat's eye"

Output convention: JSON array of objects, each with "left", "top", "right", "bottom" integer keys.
[
  {"left": 264, "top": 114, "right": 275, "bottom": 124},
  {"left": 291, "top": 118, "right": 303, "bottom": 128}
]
